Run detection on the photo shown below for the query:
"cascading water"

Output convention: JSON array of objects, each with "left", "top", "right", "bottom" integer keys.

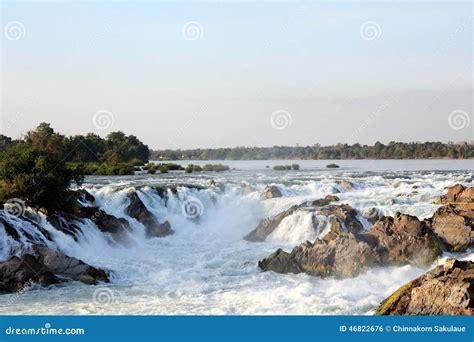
[{"left": 0, "top": 160, "right": 472, "bottom": 314}]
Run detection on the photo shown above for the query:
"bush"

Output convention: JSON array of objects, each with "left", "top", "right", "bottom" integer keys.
[
  {"left": 0, "top": 144, "right": 82, "bottom": 212},
  {"left": 273, "top": 165, "right": 292, "bottom": 171},
  {"left": 326, "top": 163, "right": 339, "bottom": 168},
  {"left": 291, "top": 164, "right": 300, "bottom": 170},
  {"left": 185, "top": 164, "right": 203, "bottom": 173},
  {"left": 202, "top": 164, "right": 230, "bottom": 172}
]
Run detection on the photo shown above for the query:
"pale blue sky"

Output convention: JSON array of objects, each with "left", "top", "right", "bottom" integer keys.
[{"left": 1, "top": 0, "right": 472, "bottom": 148}]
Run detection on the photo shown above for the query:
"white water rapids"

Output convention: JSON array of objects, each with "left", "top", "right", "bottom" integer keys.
[{"left": 0, "top": 160, "right": 472, "bottom": 314}]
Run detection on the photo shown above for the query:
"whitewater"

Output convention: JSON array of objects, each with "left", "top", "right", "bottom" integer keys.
[{"left": 0, "top": 159, "right": 472, "bottom": 315}]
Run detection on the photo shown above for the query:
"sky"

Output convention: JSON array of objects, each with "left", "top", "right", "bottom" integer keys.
[{"left": 0, "top": 0, "right": 472, "bottom": 149}]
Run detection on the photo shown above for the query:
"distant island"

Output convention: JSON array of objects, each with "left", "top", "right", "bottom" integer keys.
[{"left": 152, "top": 142, "right": 473, "bottom": 160}]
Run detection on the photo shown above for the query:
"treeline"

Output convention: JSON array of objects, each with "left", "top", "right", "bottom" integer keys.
[
  {"left": 152, "top": 142, "right": 473, "bottom": 160},
  {"left": 0, "top": 123, "right": 150, "bottom": 164}
]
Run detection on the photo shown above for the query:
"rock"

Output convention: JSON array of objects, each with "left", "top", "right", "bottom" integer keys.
[
  {"left": 47, "top": 213, "right": 83, "bottom": 241},
  {"left": 440, "top": 184, "right": 474, "bottom": 204},
  {"left": 259, "top": 213, "right": 441, "bottom": 278},
  {"left": 260, "top": 233, "right": 382, "bottom": 278},
  {"left": 125, "top": 191, "right": 174, "bottom": 238},
  {"left": 362, "top": 207, "right": 381, "bottom": 225},
  {"left": 430, "top": 205, "right": 472, "bottom": 252},
  {"left": 209, "top": 180, "right": 225, "bottom": 192},
  {"left": 335, "top": 180, "right": 354, "bottom": 191},
  {"left": 33, "top": 246, "right": 109, "bottom": 285},
  {"left": 81, "top": 207, "right": 132, "bottom": 237},
  {"left": 0, "top": 254, "right": 60, "bottom": 293},
  {"left": 376, "top": 258, "right": 474, "bottom": 315},
  {"left": 367, "top": 213, "right": 441, "bottom": 267},
  {"left": 260, "top": 186, "right": 282, "bottom": 200},
  {"left": 148, "top": 220, "right": 173, "bottom": 238},
  {"left": 244, "top": 195, "right": 361, "bottom": 243}
]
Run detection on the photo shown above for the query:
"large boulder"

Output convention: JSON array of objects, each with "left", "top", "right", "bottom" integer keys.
[
  {"left": 259, "top": 213, "right": 442, "bottom": 278},
  {"left": 431, "top": 205, "right": 473, "bottom": 252},
  {"left": 366, "top": 213, "right": 441, "bottom": 267},
  {"left": 260, "top": 186, "right": 282, "bottom": 200},
  {"left": 125, "top": 191, "right": 173, "bottom": 238},
  {"left": 259, "top": 232, "right": 382, "bottom": 278},
  {"left": 376, "top": 258, "right": 473, "bottom": 315},
  {"left": 0, "top": 254, "right": 60, "bottom": 293},
  {"left": 33, "top": 246, "right": 109, "bottom": 285},
  {"left": 244, "top": 195, "right": 361, "bottom": 242}
]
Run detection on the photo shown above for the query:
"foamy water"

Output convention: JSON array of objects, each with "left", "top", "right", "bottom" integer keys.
[{"left": 0, "top": 160, "right": 472, "bottom": 315}]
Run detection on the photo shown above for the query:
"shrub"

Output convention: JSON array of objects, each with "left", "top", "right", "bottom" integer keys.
[
  {"left": 0, "top": 144, "right": 82, "bottom": 212},
  {"left": 326, "top": 163, "right": 339, "bottom": 168},
  {"left": 291, "top": 164, "right": 300, "bottom": 170}
]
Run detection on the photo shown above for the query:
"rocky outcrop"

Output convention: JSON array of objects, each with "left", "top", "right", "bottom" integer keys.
[
  {"left": 431, "top": 205, "right": 473, "bottom": 252},
  {"left": 0, "top": 247, "right": 109, "bottom": 293},
  {"left": 259, "top": 232, "right": 381, "bottom": 277},
  {"left": 0, "top": 254, "right": 61, "bottom": 293},
  {"left": 440, "top": 184, "right": 474, "bottom": 205},
  {"left": 244, "top": 195, "right": 363, "bottom": 242},
  {"left": 259, "top": 213, "right": 441, "bottom": 277},
  {"left": 260, "top": 186, "right": 282, "bottom": 200},
  {"left": 335, "top": 180, "right": 355, "bottom": 191},
  {"left": 33, "top": 246, "right": 109, "bottom": 285},
  {"left": 367, "top": 213, "right": 441, "bottom": 267},
  {"left": 376, "top": 258, "right": 473, "bottom": 315},
  {"left": 125, "top": 191, "right": 173, "bottom": 238}
]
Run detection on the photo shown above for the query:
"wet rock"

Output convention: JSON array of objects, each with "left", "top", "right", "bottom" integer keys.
[
  {"left": 0, "top": 254, "right": 60, "bottom": 293},
  {"left": 47, "top": 213, "right": 83, "bottom": 241},
  {"left": 366, "top": 213, "right": 441, "bottom": 267},
  {"left": 362, "top": 207, "right": 381, "bottom": 225},
  {"left": 335, "top": 180, "right": 355, "bottom": 191},
  {"left": 125, "top": 191, "right": 174, "bottom": 238},
  {"left": 79, "top": 207, "right": 132, "bottom": 237},
  {"left": 244, "top": 195, "right": 360, "bottom": 242},
  {"left": 259, "top": 233, "right": 382, "bottom": 278},
  {"left": 260, "top": 186, "right": 282, "bottom": 200},
  {"left": 440, "top": 184, "right": 474, "bottom": 204},
  {"left": 33, "top": 246, "right": 109, "bottom": 285},
  {"left": 376, "top": 258, "right": 474, "bottom": 315},
  {"left": 259, "top": 213, "right": 441, "bottom": 277},
  {"left": 430, "top": 205, "right": 472, "bottom": 252},
  {"left": 209, "top": 180, "right": 225, "bottom": 192}
]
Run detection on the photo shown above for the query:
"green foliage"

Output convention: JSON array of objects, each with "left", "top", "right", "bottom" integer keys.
[
  {"left": 326, "top": 163, "right": 339, "bottom": 168},
  {"left": 291, "top": 164, "right": 300, "bottom": 170},
  {"left": 273, "top": 165, "right": 292, "bottom": 171},
  {"left": 152, "top": 142, "right": 474, "bottom": 160},
  {"left": 0, "top": 143, "right": 82, "bottom": 211}
]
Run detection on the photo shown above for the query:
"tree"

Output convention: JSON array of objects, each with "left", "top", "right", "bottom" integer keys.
[{"left": 0, "top": 143, "right": 82, "bottom": 212}]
